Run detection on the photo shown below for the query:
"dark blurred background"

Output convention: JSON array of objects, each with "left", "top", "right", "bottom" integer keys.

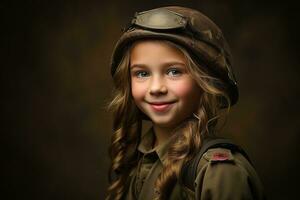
[{"left": 2, "top": 0, "right": 299, "bottom": 199}]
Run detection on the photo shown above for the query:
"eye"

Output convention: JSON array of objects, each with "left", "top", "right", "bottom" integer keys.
[
  {"left": 134, "top": 70, "right": 150, "bottom": 78},
  {"left": 167, "top": 68, "right": 182, "bottom": 77}
]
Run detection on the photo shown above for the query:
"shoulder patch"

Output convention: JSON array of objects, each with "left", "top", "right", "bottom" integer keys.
[{"left": 203, "top": 148, "right": 234, "bottom": 163}]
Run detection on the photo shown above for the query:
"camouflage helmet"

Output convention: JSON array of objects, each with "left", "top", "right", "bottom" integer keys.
[{"left": 110, "top": 6, "right": 238, "bottom": 107}]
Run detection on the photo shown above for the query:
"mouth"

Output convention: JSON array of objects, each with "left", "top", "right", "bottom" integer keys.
[{"left": 147, "top": 101, "right": 176, "bottom": 112}]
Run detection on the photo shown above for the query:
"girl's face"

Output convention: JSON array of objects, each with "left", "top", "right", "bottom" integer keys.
[{"left": 130, "top": 40, "right": 202, "bottom": 129}]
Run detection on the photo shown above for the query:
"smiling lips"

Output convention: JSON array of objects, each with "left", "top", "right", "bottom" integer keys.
[{"left": 148, "top": 101, "right": 175, "bottom": 112}]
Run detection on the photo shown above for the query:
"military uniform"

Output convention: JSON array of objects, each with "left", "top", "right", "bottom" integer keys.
[{"left": 124, "top": 128, "right": 265, "bottom": 200}]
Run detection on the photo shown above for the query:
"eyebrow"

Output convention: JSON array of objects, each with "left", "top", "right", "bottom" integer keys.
[{"left": 130, "top": 61, "right": 186, "bottom": 69}]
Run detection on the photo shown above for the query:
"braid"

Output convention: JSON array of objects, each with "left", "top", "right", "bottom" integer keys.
[
  {"left": 154, "top": 118, "right": 201, "bottom": 199},
  {"left": 106, "top": 122, "right": 141, "bottom": 200}
]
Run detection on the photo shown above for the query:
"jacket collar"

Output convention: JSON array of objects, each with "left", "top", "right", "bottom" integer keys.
[{"left": 137, "top": 127, "right": 174, "bottom": 166}]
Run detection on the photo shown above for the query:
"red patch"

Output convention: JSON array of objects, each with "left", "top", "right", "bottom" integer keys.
[{"left": 211, "top": 152, "right": 229, "bottom": 161}]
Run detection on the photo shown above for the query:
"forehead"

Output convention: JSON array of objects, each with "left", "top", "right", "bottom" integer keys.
[{"left": 130, "top": 40, "right": 187, "bottom": 66}]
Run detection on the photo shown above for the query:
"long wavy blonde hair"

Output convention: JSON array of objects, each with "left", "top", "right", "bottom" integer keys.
[{"left": 105, "top": 39, "right": 231, "bottom": 200}]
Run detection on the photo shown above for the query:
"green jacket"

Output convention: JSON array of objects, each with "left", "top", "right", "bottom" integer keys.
[{"left": 124, "top": 128, "right": 265, "bottom": 200}]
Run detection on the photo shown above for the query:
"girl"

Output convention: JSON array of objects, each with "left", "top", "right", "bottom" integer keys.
[{"left": 106, "top": 6, "right": 265, "bottom": 200}]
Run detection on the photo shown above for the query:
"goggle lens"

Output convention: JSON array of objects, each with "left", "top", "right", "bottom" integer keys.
[{"left": 132, "top": 8, "right": 187, "bottom": 30}]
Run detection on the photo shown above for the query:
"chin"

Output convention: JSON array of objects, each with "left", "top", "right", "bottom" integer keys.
[{"left": 151, "top": 118, "right": 177, "bottom": 128}]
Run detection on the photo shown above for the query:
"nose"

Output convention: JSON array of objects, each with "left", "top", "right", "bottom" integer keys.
[{"left": 149, "top": 75, "right": 167, "bottom": 96}]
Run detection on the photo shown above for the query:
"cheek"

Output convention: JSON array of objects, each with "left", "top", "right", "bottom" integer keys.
[
  {"left": 171, "top": 80, "right": 200, "bottom": 99},
  {"left": 131, "top": 81, "right": 146, "bottom": 101}
]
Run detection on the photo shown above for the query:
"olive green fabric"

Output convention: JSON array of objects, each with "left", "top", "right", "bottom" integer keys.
[{"left": 124, "top": 128, "right": 265, "bottom": 200}]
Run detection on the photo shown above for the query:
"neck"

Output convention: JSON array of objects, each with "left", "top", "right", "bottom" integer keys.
[{"left": 153, "top": 124, "right": 175, "bottom": 147}]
